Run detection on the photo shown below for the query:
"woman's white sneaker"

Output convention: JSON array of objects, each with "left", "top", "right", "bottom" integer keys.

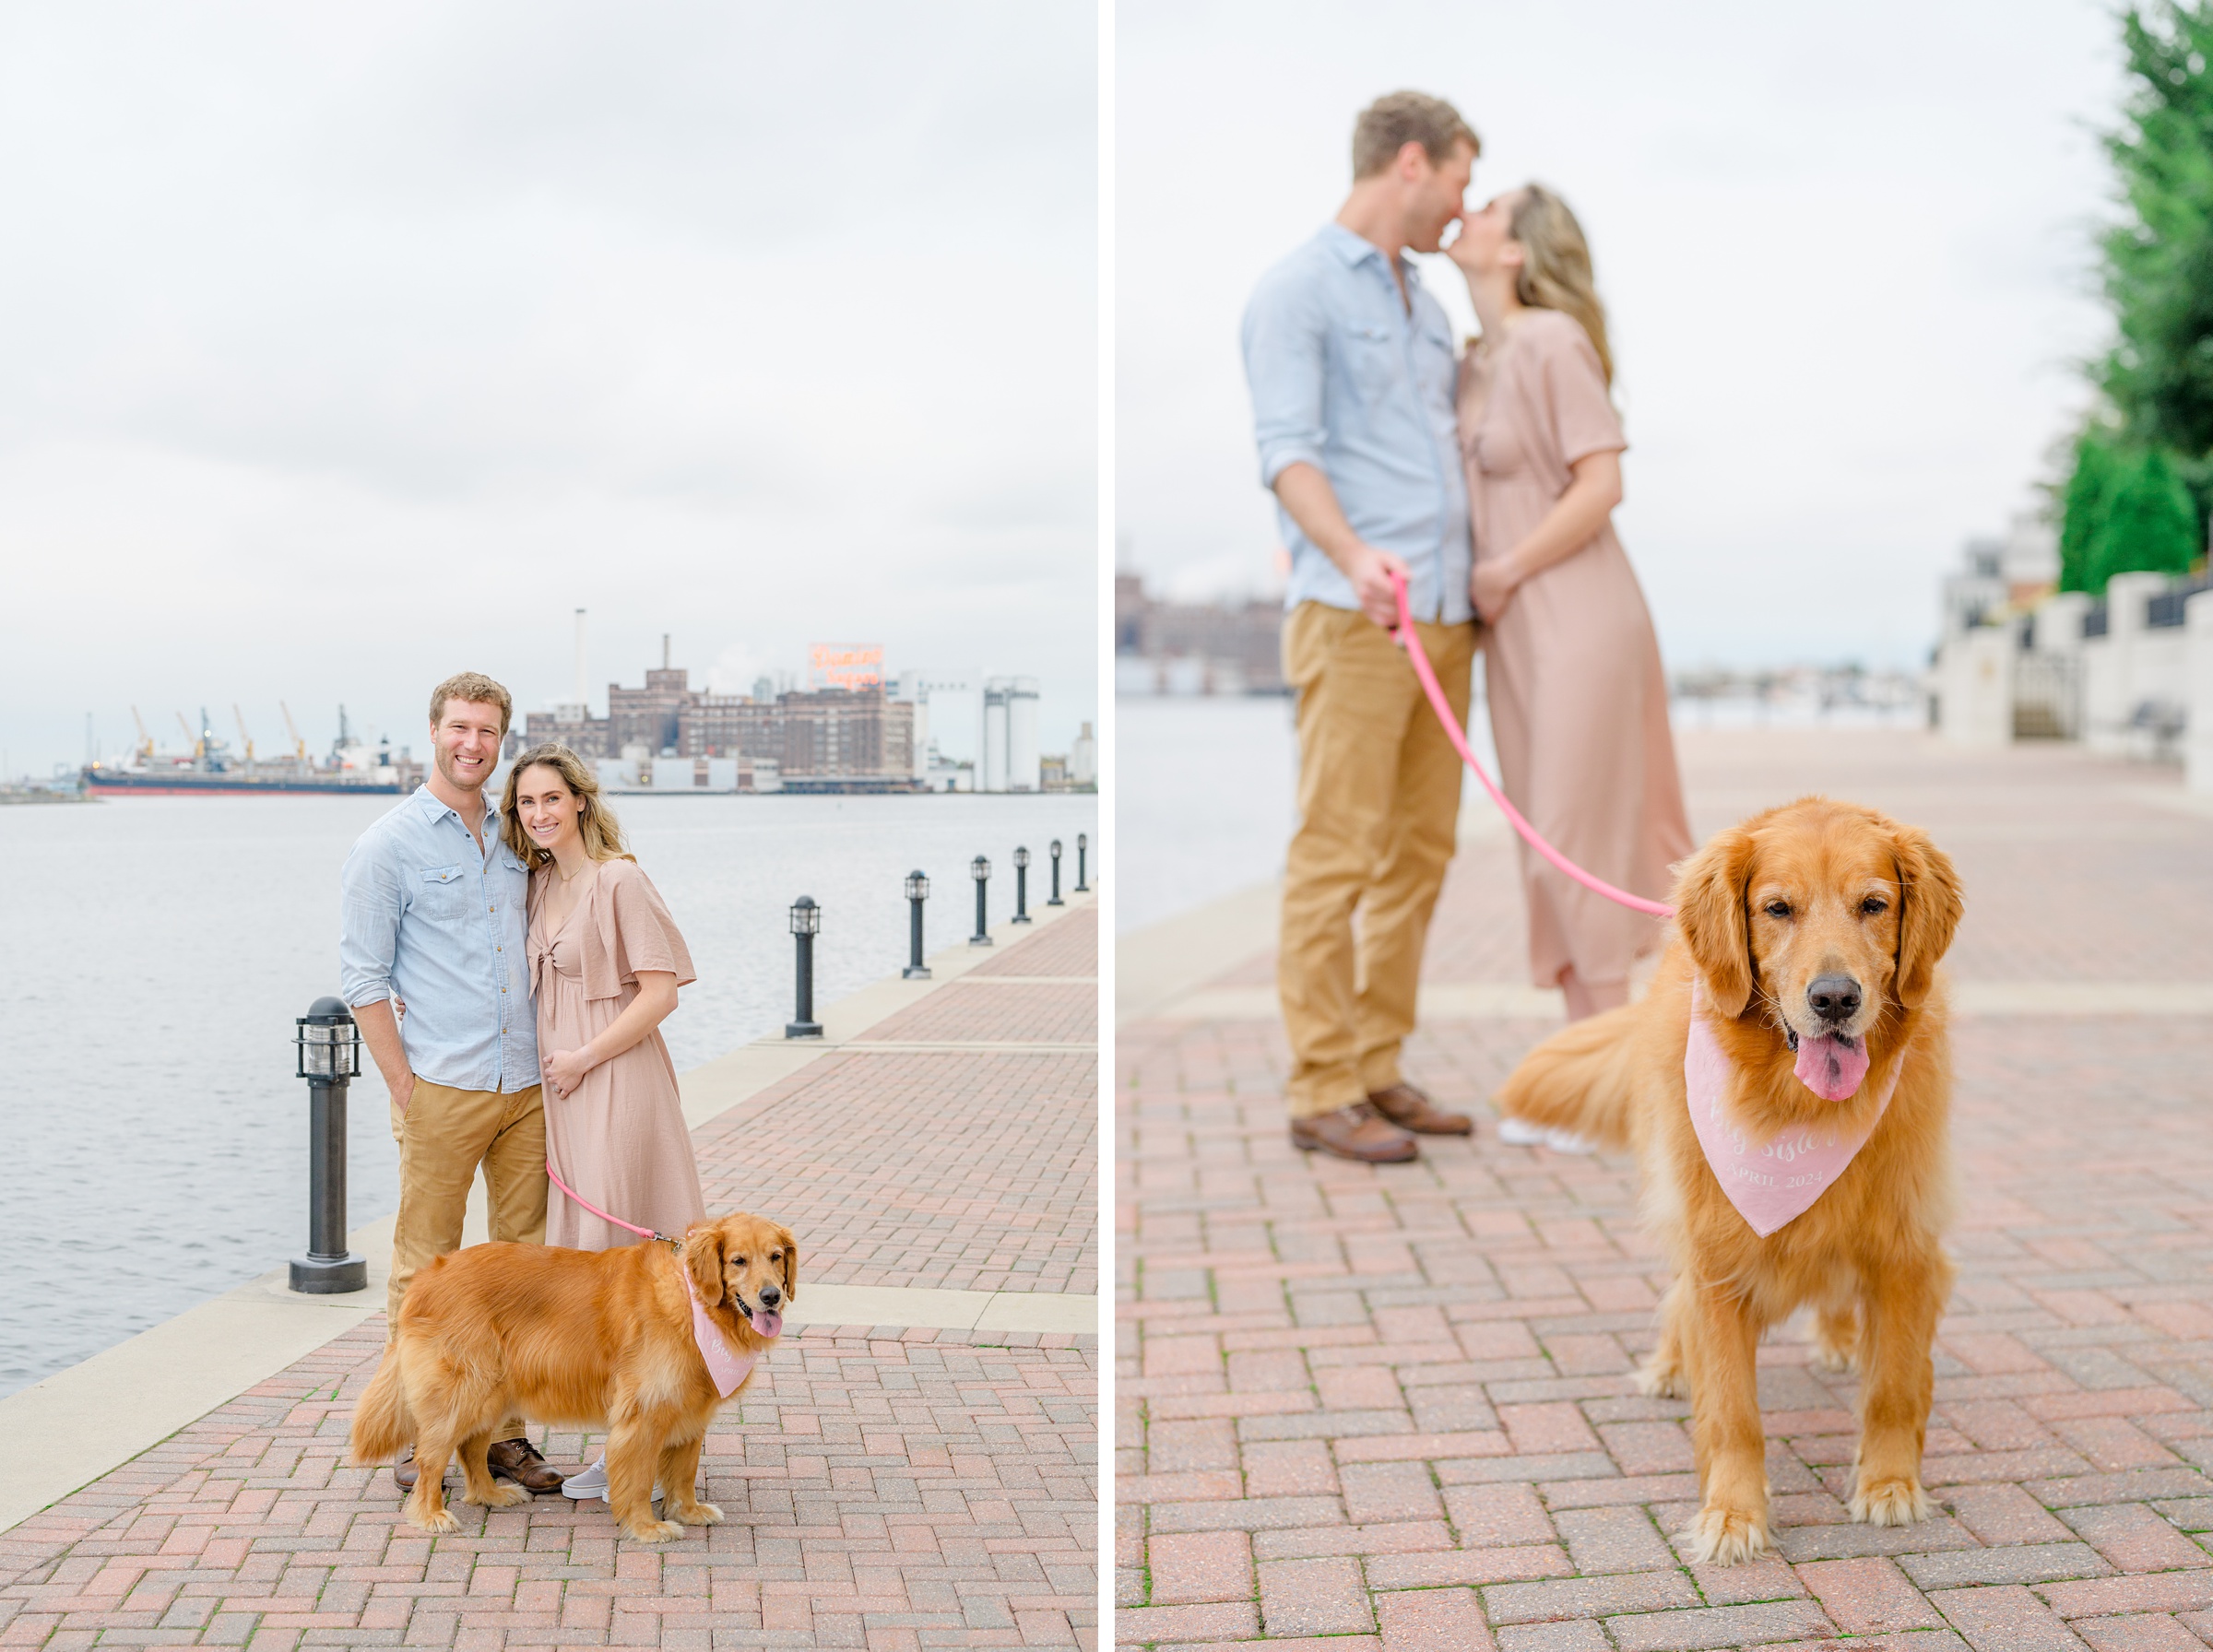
[{"left": 560, "top": 1456, "right": 659, "bottom": 1502}]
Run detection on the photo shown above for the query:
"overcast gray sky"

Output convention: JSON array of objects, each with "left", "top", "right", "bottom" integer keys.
[
  {"left": 1118, "top": 0, "right": 2120, "bottom": 670},
  {"left": 0, "top": 3, "right": 1096, "bottom": 775}
]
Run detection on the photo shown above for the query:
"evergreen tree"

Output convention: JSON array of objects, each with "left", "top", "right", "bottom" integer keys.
[
  {"left": 2089, "top": 446, "right": 2199, "bottom": 590},
  {"left": 2059, "top": 3, "right": 2213, "bottom": 586},
  {"left": 2058, "top": 435, "right": 2117, "bottom": 593},
  {"left": 2101, "top": 4, "right": 2213, "bottom": 465}
]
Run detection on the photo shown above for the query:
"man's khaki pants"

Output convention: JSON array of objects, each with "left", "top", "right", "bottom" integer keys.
[
  {"left": 1280, "top": 601, "right": 1477, "bottom": 1120},
  {"left": 388, "top": 1079, "right": 549, "bottom": 1440}
]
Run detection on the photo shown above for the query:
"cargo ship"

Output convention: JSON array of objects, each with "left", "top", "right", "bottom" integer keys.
[{"left": 79, "top": 706, "right": 421, "bottom": 797}]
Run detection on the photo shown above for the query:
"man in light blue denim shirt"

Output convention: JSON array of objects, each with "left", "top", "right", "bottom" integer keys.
[
  {"left": 340, "top": 671, "right": 563, "bottom": 1495},
  {"left": 1242, "top": 91, "right": 1485, "bottom": 1164}
]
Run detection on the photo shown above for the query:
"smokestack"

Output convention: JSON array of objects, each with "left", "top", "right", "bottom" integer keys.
[
  {"left": 574, "top": 608, "right": 587, "bottom": 710},
  {"left": 662, "top": 632, "right": 670, "bottom": 671}
]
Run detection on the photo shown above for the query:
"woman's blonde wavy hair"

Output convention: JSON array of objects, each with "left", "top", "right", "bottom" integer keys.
[
  {"left": 1509, "top": 183, "right": 1615, "bottom": 385},
  {"left": 499, "top": 743, "right": 635, "bottom": 869}
]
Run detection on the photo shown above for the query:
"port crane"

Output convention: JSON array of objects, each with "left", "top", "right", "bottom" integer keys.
[
  {"left": 232, "top": 704, "right": 254, "bottom": 761},
  {"left": 129, "top": 707, "right": 154, "bottom": 761},
  {"left": 278, "top": 702, "right": 308, "bottom": 761},
  {"left": 175, "top": 711, "right": 199, "bottom": 758}
]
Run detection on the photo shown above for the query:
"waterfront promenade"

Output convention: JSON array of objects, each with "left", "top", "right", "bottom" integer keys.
[
  {"left": 1118, "top": 729, "right": 2213, "bottom": 1650},
  {"left": 0, "top": 895, "right": 1099, "bottom": 1650}
]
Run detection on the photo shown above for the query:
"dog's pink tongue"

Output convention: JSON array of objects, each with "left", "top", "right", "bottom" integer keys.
[
  {"left": 1795, "top": 1034, "right": 1870, "bottom": 1102},
  {"left": 753, "top": 1310, "right": 784, "bottom": 1339}
]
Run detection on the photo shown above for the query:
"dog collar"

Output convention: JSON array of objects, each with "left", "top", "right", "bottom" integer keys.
[
  {"left": 683, "top": 1272, "right": 770, "bottom": 1398},
  {"left": 1685, "top": 981, "right": 1902, "bottom": 1237}
]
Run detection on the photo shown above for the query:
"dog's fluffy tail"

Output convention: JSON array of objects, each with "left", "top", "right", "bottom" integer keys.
[
  {"left": 1493, "top": 999, "right": 1642, "bottom": 1151},
  {"left": 348, "top": 1346, "right": 411, "bottom": 1466}
]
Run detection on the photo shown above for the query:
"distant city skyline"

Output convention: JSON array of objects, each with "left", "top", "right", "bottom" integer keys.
[{"left": 60, "top": 623, "right": 1084, "bottom": 778}]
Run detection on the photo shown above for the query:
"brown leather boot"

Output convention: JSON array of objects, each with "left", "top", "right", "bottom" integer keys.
[
  {"left": 487, "top": 1437, "right": 566, "bottom": 1493},
  {"left": 391, "top": 1445, "right": 419, "bottom": 1493},
  {"left": 1367, "top": 1081, "right": 1473, "bottom": 1136},
  {"left": 1291, "top": 1103, "right": 1418, "bottom": 1162}
]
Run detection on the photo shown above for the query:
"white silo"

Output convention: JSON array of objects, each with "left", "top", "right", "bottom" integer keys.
[
  {"left": 982, "top": 678, "right": 1011, "bottom": 793},
  {"left": 1007, "top": 677, "right": 1040, "bottom": 791}
]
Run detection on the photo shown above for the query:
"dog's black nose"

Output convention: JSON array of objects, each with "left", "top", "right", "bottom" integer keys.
[
  {"left": 759, "top": 1284, "right": 782, "bottom": 1306},
  {"left": 1807, "top": 974, "right": 1862, "bottom": 1023}
]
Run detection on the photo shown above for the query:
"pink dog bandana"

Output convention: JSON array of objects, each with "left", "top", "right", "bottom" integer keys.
[
  {"left": 684, "top": 1274, "right": 776, "bottom": 1398},
  {"left": 1685, "top": 982, "right": 1902, "bottom": 1237}
]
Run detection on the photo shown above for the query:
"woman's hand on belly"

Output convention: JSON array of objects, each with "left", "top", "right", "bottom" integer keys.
[
  {"left": 543, "top": 1046, "right": 592, "bottom": 1098},
  {"left": 1473, "top": 554, "right": 1524, "bottom": 624}
]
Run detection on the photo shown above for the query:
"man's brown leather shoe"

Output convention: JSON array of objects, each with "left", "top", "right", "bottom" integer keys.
[
  {"left": 392, "top": 1446, "right": 419, "bottom": 1493},
  {"left": 1367, "top": 1081, "right": 1473, "bottom": 1136},
  {"left": 487, "top": 1437, "right": 565, "bottom": 1493},
  {"left": 1291, "top": 1103, "right": 1418, "bottom": 1162}
]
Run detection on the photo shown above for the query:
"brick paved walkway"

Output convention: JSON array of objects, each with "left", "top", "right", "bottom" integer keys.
[
  {"left": 1118, "top": 731, "right": 2213, "bottom": 1651},
  {"left": 0, "top": 906, "right": 1098, "bottom": 1650}
]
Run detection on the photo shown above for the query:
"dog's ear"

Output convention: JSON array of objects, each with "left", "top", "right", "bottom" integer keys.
[
  {"left": 776, "top": 1226, "right": 799, "bottom": 1304},
  {"left": 683, "top": 1223, "right": 727, "bottom": 1306},
  {"left": 1672, "top": 824, "right": 1758, "bottom": 1019},
  {"left": 1892, "top": 825, "right": 1962, "bottom": 1009}
]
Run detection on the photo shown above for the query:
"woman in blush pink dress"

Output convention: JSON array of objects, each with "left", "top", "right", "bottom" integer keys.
[
  {"left": 1448, "top": 185, "right": 1692, "bottom": 1149},
  {"left": 498, "top": 742, "right": 706, "bottom": 1498}
]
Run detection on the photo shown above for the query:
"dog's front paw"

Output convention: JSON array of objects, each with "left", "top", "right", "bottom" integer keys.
[
  {"left": 667, "top": 1499, "right": 723, "bottom": 1527},
  {"left": 407, "top": 1503, "right": 461, "bottom": 1535},
  {"left": 623, "top": 1516, "right": 686, "bottom": 1543},
  {"left": 1680, "top": 1504, "right": 1769, "bottom": 1565},
  {"left": 1851, "top": 1475, "right": 1933, "bottom": 1527},
  {"left": 1634, "top": 1356, "right": 1686, "bottom": 1400},
  {"left": 468, "top": 1482, "right": 532, "bottom": 1510}
]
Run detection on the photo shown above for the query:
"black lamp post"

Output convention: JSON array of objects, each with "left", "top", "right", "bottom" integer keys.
[
  {"left": 1047, "top": 839, "right": 1064, "bottom": 906},
  {"left": 1012, "top": 845, "right": 1033, "bottom": 924},
  {"left": 969, "top": 856, "right": 993, "bottom": 946},
  {"left": 903, "top": 870, "right": 931, "bottom": 980},
  {"left": 290, "top": 997, "right": 368, "bottom": 1294},
  {"left": 1075, "top": 832, "right": 1090, "bottom": 893},
  {"left": 787, "top": 896, "right": 822, "bottom": 1038}
]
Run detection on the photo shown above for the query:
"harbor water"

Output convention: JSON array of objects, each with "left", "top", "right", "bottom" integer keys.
[{"left": 0, "top": 789, "right": 1096, "bottom": 1398}]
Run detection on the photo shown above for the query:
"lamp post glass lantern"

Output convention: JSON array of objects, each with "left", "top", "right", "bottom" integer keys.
[
  {"left": 1075, "top": 832, "right": 1090, "bottom": 892},
  {"left": 1012, "top": 845, "right": 1032, "bottom": 924},
  {"left": 1047, "top": 839, "right": 1064, "bottom": 906},
  {"left": 290, "top": 996, "right": 368, "bottom": 1294},
  {"left": 903, "top": 870, "right": 931, "bottom": 979},
  {"left": 969, "top": 855, "right": 992, "bottom": 946},
  {"left": 787, "top": 895, "right": 822, "bottom": 1038}
]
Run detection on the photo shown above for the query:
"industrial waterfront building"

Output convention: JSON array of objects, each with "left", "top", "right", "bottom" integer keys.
[
  {"left": 518, "top": 634, "right": 1088, "bottom": 794},
  {"left": 524, "top": 667, "right": 920, "bottom": 793}
]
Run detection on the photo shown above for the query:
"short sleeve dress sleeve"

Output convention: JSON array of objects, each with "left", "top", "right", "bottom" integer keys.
[
  {"left": 1533, "top": 311, "right": 1626, "bottom": 468},
  {"left": 580, "top": 860, "right": 698, "bottom": 999}
]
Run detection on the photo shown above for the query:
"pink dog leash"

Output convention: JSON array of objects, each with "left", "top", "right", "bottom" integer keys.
[
  {"left": 546, "top": 1157, "right": 674, "bottom": 1245},
  {"left": 1390, "top": 569, "right": 1675, "bottom": 920}
]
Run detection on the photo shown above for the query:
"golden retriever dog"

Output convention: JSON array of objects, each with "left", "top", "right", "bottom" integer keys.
[
  {"left": 349, "top": 1210, "right": 795, "bottom": 1541},
  {"left": 1495, "top": 797, "right": 1962, "bottom": 1564}
]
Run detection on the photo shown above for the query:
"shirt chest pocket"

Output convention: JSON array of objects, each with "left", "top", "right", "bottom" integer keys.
[
  {"left": 1340, "top": 324, "right": 1399, "bottom": 403},
  {"left": 416, "top": 864, "right": 470, "bottom": 919},
  {"left": 1412, "top": 318, "right": 1459, "bottom": 405}
]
